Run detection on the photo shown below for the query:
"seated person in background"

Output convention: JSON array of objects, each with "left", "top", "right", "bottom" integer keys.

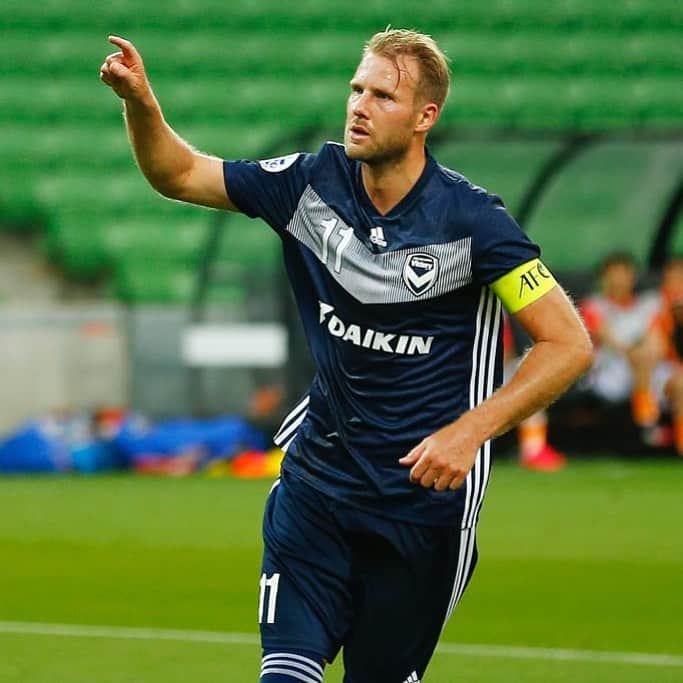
[
  {"left": 503, "top": 316, "right": 567, "bottom": 471},
  {"left": 651, "top": 255, "right": 683, "bottom": 456},
  {"left": 580, "top": 252, "right": 665, "bottom": 445}
]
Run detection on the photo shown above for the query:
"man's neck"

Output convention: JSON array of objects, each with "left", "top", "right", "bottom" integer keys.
[{"left": 361, "top": 146, "right": 427, "bottom": 216}]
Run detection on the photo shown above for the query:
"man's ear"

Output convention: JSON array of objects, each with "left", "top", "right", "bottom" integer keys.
[{"left": 415, "top": 102, "right": 439, "bottom": 133}]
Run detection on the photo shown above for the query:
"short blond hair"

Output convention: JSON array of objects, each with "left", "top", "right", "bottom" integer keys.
[{"left": 364, "top": 28, "right": 451, "bottom": 110}]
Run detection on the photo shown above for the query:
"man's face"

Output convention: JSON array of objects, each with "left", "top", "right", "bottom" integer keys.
[
  {"left": 601, "top": 262, "right": 636, "bottom": 300},
  {"left": 344, "top": 52, "right": 424, "bottom": 164}
]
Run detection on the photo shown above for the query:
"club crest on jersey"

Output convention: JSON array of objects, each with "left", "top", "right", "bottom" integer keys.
[
  {"left": 402, "top": 252, "right": 439, "bottom": 297},
  {"left": 258, "top": 153, "right": 300, "bottom": 173}
]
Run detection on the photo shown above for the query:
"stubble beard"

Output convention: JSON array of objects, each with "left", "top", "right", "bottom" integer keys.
[{"left": 344, "top": 128, "right": 412, "bottom": 168}]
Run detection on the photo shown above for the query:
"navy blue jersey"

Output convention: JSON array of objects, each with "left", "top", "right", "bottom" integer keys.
[{"left": 224, "top": 142, "right": 540, "bottom": 527}]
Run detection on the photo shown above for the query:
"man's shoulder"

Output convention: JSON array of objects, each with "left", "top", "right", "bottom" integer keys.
[
  {"left": 255, "top": 141, "right": 345, "bottom": 176},
  {"left": 267, "top": 141, "right": 351, "bottom": 188},
  {"left": 314, "top": 140, "right": 352, "bottom": 169},
  {"left": 426, "top": 160, "right": 519, "bottom": 247},
  {"left": 430, "top": 158, "right": 503, "bottom": 213},
  {"left": 433, "top": 159, "right": 486, "bottom": 193},
  {"left": 320, "top": 140, "right": 347, "bottom": 154}
]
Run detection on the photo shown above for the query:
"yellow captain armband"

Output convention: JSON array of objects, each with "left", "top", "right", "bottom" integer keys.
[{"left": 490, "top": 259, "right": 558, "bottom": 314}]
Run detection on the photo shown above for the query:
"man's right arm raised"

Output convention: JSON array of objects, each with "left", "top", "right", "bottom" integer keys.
[{"left": 99, "top": 35, "right": 238, "bottom": 212}]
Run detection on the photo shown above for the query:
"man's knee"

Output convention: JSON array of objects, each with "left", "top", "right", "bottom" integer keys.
[{"left": 260, "top": 650, "right": 325, "bottom": 682}]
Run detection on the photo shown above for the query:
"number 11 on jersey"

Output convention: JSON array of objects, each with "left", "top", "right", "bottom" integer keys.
[
  {"left": 320, "top": 218, "right": 353, "bottom": 274},
  {"left": 258, "top": 572, "right": 280, "bottom": 624}
]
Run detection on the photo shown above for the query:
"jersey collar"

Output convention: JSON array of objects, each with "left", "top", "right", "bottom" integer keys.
[{"left": 354, "top": 147, "right": 437, "bottom": 219}]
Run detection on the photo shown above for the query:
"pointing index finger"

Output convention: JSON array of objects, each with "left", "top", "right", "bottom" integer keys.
[{"left": 108, "top": 35, "right": 140, "bottom": 62}]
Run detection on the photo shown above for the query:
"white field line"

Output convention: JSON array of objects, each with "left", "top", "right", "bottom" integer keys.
[{"left": 0, "top": 621, "right": 682, "bottom": 669}]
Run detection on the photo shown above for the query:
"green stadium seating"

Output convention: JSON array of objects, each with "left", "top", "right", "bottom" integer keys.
[
  {"left": 5, "top": 0, "right": 679, "bottom": 32},
  {"left": 99, "top": 218, "right": 208, "bottom": 262},
  {"left": 527, "top": 141, "right": 683, "bottom": 272},
  {"left": 432, "top": 141, "right": 561, "bottom": 215},
  {"left": 0, "top": 124, "right": 133, "bottom": 169},
  {"left": 5, "top": 29, "right": 677, "bottom": 81},
  {"left": 113, "top": 259, "right": 199, "bottom": 304},
  {"left": 113, "top": 258, "right": 248, "bottom": 304},
  {"left": 0, "top": 0, "right": 680, "bottom": 301},
  {"left": 216, "top": 214, "right": 282, "bottom": 274}
]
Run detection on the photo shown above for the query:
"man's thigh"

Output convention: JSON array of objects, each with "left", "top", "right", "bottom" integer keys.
[
  {"left": 259, "top": 472, "right": 353, "bottom": 662},
  {"left": 341, "top": 521, "right": 477, "bottom": 683}
]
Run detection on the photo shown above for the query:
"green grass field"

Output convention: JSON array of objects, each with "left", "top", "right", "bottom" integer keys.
[{"left": 1, "top": 459, "right": 682, "bottom": 682}]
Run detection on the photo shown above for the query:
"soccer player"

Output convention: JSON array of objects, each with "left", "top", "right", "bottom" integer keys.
[
  {"left": 580, "top": 252, "right": 665, "bottom": 444},
  {"left": 100, "top": 29, "right": 592, "bottom": 682},
  {"left": 650, "top": 255, "right": 683, "bottom": 455}
]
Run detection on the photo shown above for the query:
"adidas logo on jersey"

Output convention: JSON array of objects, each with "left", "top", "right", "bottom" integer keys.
[
  {"left": 369, "top": 226, "right": 387, "bottom": 247},
  {"left": 318, "top": 301, "right": 434, "bottom": 356},
  {"left": 403, "top": 672, "right": 421, "bottom": 683}
]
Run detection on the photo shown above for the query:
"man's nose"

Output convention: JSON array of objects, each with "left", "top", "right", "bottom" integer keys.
[{"left": 352, "top": 92, "right": 370, "bottom": 119}]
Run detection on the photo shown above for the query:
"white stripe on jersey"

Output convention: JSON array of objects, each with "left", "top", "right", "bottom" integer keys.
[
  {"left": 470, "top": 295, "right": 501, "bottom": 528},
  {"left": 448, "top": 527, "right": 477, "bottom": 622},
  {"left": 444, "top": 286, "right": 500, "bottom": 626},
  {"left": 273, "top": 395, "right": 310, "bottom": 447},
  {"left": 463, "top": 288, "right": 488, "bottom": 527},
  {"left": 444, "top": 527, "right": 471, "bottom": 624},
  {"left": 274, "top": 412, "right": 307, "bottom": 450},
  {"left": 279, "top": 430, "right": 300, "bottom": 453}
]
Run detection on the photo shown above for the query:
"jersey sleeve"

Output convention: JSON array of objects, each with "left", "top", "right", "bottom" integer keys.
[
  {"left": 469, "top": 190, "right": 540, "bottom": 285},
  {"left": 223, "top": 152, "right": 316, "bottom": 233},
  {"left": 468, "top": 189, "right": 558, "bottom": 313}
]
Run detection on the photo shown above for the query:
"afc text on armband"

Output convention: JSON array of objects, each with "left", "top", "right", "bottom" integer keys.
[{"left": 518, "top": 261, "right": 551, "bottom": 298}]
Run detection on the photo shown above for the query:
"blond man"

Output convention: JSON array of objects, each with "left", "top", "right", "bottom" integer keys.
[{"left": 101, "top": 29, "right": 591, "bottom": 683}]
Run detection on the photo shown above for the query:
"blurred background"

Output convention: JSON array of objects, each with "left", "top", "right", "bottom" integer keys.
[{"left": 0, "top": 1, "right": 682, "bottom": 682}]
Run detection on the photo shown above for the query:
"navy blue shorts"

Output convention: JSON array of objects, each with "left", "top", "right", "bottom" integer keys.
[{"left": 259, "top": 470, "right": 478, "bottom": 682}]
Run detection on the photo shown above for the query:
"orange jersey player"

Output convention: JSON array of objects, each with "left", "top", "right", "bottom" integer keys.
[
  {"left": 580, "top": 252, "right": 668, "bottom": 446},
  {"left": 650, "top": 256, "right": 683, "bottom": 456}
]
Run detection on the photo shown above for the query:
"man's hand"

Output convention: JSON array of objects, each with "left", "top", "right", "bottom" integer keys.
[
  {"left": 99, "top": 36, "right": 151, "bottom": 102},
  {"left": 399, "top": 417, "right": 482, "bottom": 492},
  {"left": 97, "top": 34, "right": 232, "bottom": 210}
]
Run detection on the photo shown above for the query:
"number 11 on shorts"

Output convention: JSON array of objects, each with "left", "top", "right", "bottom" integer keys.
[{"left": 258, "top": 573, "right": 280, "bottom": 624}]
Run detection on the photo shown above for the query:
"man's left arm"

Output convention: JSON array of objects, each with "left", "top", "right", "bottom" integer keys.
[{"left": 399, "top": 284, "right": 593, "bottom": 491}]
